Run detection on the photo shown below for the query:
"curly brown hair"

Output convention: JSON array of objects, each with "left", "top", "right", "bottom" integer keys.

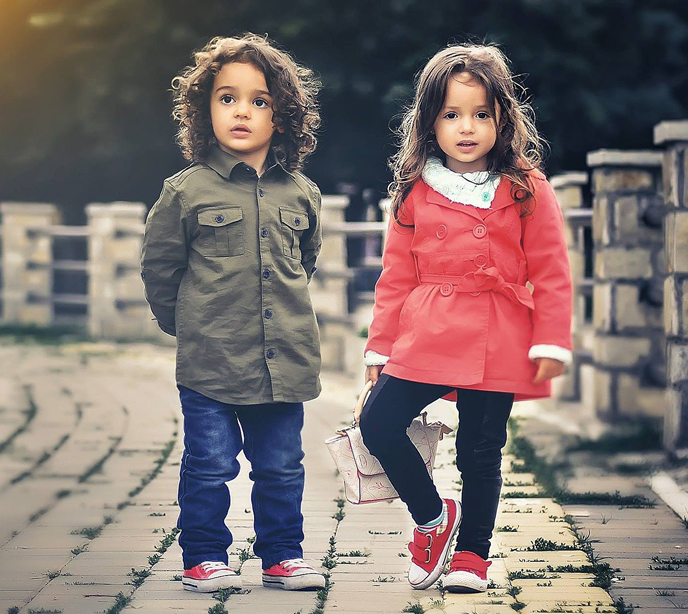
[
  {"left": 389, "top": 43, "right": 546, "bottom": 222},
  {"left": 171, "top": 33, "right": 321, "bottom": 171}
]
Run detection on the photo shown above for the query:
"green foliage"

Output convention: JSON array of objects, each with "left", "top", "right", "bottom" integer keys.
[
  {"left": 2, "top": 1, "right": 687, "bottom": 218},
  {"left": 127, "top": 567, "right": 151, "bottom": 588},
  {"left": 70, "top": 527, "right": 102, "bottom": 540},
  {"left": 103, "top": 593, "right": 131, "bottom": 614}
]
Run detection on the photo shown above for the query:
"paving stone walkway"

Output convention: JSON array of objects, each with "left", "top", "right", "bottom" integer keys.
[{"left": 1, "top": 340, "right": 677, "bottom": 613}]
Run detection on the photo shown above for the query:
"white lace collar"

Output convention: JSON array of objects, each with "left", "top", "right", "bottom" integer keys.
[{"left": 421, "top": 156, "right": 501, "bottom": 209}]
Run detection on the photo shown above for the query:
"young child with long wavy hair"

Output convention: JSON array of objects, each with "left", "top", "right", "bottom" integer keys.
[
  {"left": 360, "top": 43, "right": 572, "bottom": 592},
  {"left": 141, "top": 34, "right": 325, "bottom": 593}
]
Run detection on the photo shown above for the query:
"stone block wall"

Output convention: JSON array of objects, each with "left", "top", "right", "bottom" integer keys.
[
  {"left": 588, "top": 150, "right": 666, "bottom": 420},
  {"left": 656, "top": 120, "right": 688, "bottom": 451},
  {"left": 87, "top": 203, "right": 159, "bottom": 340},
  {"left": 0, "top": 203, "right": 60, "bottom": 325},
  {"left": 552, "top": 172, "right": 590, "bottom": 401}
]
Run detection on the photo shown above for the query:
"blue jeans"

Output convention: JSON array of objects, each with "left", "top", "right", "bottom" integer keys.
[{"left": 177, "top": 385, "right": 306, "bottom": 569}]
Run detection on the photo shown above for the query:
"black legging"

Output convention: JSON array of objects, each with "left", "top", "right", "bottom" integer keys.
[{"left": 359, "top": 374, "right": 514, "bottom": 559}]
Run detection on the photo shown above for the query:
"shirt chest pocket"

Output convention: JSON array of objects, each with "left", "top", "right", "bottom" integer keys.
[
  {"left": 197, "top": 206, "right": 244, "bottom": 257},
  {"left": 280, "top": 208, "right": 310, "bottom": 259}
]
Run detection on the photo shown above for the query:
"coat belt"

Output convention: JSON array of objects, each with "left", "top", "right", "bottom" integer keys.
[{"left": 419, "top": 267, "right": 535, "bottom": 310}]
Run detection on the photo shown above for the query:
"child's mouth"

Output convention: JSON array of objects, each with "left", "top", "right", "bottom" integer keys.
[{"left": 458, "top": 141, "right": 477, "bottom": 150}]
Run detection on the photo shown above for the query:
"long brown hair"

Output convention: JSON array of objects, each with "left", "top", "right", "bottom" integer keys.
[
  {"left": 172, "top": 33, "right": 321, "bottom": 172},
  {"left": 389, "top": 43, "right": 546, "bottom": 221}
]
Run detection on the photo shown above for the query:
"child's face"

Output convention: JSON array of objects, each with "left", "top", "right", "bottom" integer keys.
[
  {"left": 433, "top": 72, "right": 499, "bottom": 173},
  {"left": 210, "top": 61, "right": 276, "bottom": 171}
]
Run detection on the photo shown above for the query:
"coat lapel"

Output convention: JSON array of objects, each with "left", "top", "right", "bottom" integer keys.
[
  {"left": 422, "top": 182, "right": 484, "bottom": 222},
  {"left": 420, "top": 177, "right": 517, "bottom": 221},
  {"left": 482, "top": 178, "right": 517, "bottom": 219}
]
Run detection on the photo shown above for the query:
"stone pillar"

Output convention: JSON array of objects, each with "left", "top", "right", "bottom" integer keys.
[
  {"left": 656, "top": 120, "right": 688, "bottom": 451},
  {"left": 87, "top": 202, "right": 156, "bottom": 340},
  {"left": 311, "top": 195, "right": 351, "bottom": 371},
  {"left": 0, "top": 202, "right": 60, "bottom": 325},
  {"left": 588, "top": 150, "right": 666, "bottom": 420},
  {"left": 552, "top": 172, "right": 590, "bottom": 401}
]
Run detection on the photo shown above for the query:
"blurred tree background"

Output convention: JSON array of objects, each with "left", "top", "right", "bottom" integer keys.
[{"left": 0, "top": 0, "right": 687, "bottom": 222}]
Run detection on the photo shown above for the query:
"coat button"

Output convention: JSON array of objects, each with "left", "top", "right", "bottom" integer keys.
[
  {"left": 261, "top": 228, "right": 269, "bottom": 238},
  {"left": 214, "top": 214, "right": 225, "bottom": 223},
  {"left": 294, "top": 217, "right": 301, "bottom": 227},
  {"left": 262, "top": 269, "right": 270, "bottom": 279},
  {"left": 473, "top": 224, "right": 487, "bottom": 238},
  {"left": 264, "top": 309, "right": 273, "bottom": 319},
  {"left": 475, "top": 254, "right": 487, "bottom": 267},
  {"left": 258, "top": 188, "right": 265, "bottom": 197},
  {"left": 436, "top": 224, "right": 447, "bottom": 239},
  {"left": 266, "top": 349, "right": 276, "bottom": 359},
  {"left": 440, "top": 282, "right": 453, "bottom": 297}
]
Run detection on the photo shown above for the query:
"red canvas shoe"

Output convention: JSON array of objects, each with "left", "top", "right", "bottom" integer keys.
[
  {"left": 407, "top": 498, "right": 461, "bottom": 590},
  {"left": 182, "top": 561, "right": 242, "bottom": 592},
  {"left": 443, "top": 550, "right": 492, "bottom": 592},
  {"left": 262, "top": 558, "right": 326, "bottom": 590}
]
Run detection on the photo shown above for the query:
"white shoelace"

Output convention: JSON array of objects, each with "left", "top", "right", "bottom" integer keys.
[
  {"left": 280, "top": 558, "right": 309, "bottom": 570},
  {"left": 200, "top": 561, "right": 231, "bottom": 571}
]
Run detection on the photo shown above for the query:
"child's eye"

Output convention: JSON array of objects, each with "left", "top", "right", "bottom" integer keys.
[
  {"left": 476, "top": 111, "right": 491, "bottom": 119},
  {"left": 254, "top": 98, "right": 270, "bottom": 108},
  {"left": 444, "top": 112, "right": 458, "bottom": 120},
  {"left": 220, "top": 94, "right": 235, "bottom": 104}
]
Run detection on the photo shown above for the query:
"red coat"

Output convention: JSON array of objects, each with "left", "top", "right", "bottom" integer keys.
[{"left": 366, "top": 171, "right": 572, "bottom": 401}]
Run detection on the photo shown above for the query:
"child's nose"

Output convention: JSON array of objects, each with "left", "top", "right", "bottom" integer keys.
[
  {"left": 459, "top": 118, "right": 474, "bottom": 133},
  {"left": 234, "top": 101, "right": 251, "bottom": 118}
]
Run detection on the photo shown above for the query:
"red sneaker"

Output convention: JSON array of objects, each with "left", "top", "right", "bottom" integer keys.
[
  {"left": 407, "top": 499, "right": 461, "bottom": 590},
  {"left": 443, "top": 550, "right": 492, "bottom": 592},
  {"left": 262, "top": 558, "right": 326, "bottom": 591},
  {"left": 182, "top": 561, "right": 242, "bottom": 592}
]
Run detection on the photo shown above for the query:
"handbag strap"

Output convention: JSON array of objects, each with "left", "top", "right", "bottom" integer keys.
[{"left": 353, "top": 380, "right": 374, "bottom": 425}]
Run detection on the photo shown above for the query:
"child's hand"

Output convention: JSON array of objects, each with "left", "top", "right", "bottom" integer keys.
[
  {"left": 532, "top": 358, "right": 565, "bottom": 384},
  {"left": 366, "top": 366, "right": 383, "bottom": 386}
]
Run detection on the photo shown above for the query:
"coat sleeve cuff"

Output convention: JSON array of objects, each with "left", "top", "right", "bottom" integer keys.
[
  {"left": 528, "top": 344, "right": 572, "bottom": 365},
  {"left": 364, "top": 350, "right": 389, "bottom": 366}
]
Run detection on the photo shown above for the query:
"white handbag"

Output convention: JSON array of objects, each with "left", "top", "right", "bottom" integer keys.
[{"left": 325, "top": 380, "right": 453, "bottom": 504}]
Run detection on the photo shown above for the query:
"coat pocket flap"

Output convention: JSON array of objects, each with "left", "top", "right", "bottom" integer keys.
[
  {"left": 198, "top": 207, "right": 243, "bottom": 227},
  {"left": 280, "top": 208, "right": 310, "bottom": 231}
]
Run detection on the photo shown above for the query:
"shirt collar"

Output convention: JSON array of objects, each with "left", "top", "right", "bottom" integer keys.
[{"left": 204, "top": 144, "right": 289, "bottom": 179}]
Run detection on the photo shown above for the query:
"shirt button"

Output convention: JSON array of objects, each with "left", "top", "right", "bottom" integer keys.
[
  {"left": 266, "top": 349, "right": 276, "bottom": 359},
  {"left": 436, "top": 224, "right": 447, "bottom": 239},
  {"left": 264, "top": 309, "right": 273, "bottom": 319},
  {"left": 261, "top": 228, "right": 269, "bottom": 238},
  {"left": 258, "top": 188, "right": 265, "bottom": 197},
  {"left": 214, "top": 214, "right": 225, "bottom": 223},
  {"left": 475, "top": 254, "right": 488, "bottom": 267},
  {"left": 440, "top": 282, "right": 453, "bottom": 297},
  {"left": 262, "top": 270, "right": 270, "bottom": 279},
  {"left": 473, "top": 224, "right": 487, "bottom": 239},
  {"left": 294, "top": 217, "right": 301, "bottom": 227}
]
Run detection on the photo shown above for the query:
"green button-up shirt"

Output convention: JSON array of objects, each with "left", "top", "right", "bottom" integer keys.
[{"left": 141, "top": 145, "right": 322, "bottom": 405}]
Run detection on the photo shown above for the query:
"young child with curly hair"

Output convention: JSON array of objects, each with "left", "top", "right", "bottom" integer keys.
[{"left": 141, "top": 33, "right": 325, "bottom": 593}]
